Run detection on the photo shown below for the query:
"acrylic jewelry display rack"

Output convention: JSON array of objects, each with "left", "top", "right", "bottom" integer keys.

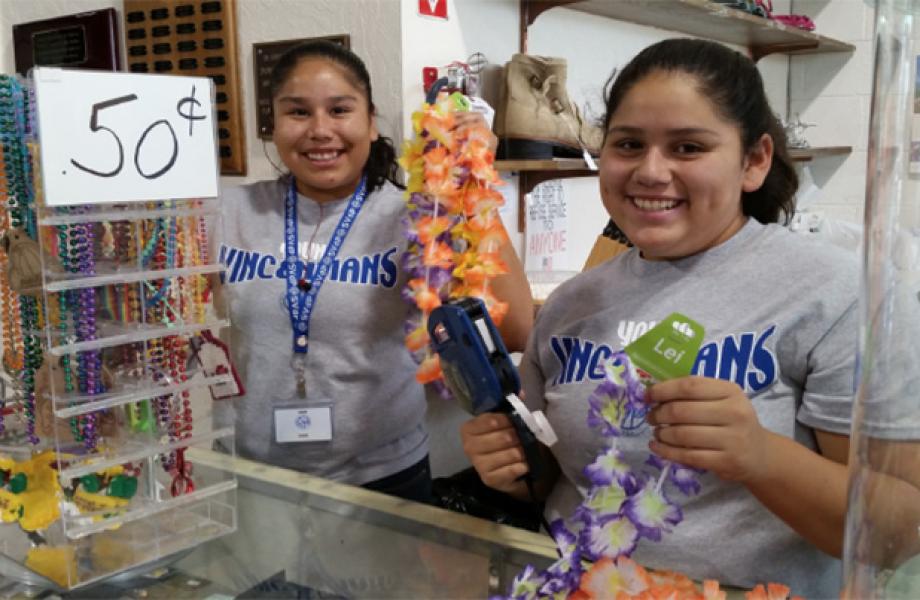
[{"left": 0, "top": 67, "right": 235, "bottom": 590}]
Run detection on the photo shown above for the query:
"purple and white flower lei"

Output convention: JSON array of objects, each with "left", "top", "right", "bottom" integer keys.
[{"left": 503, "top": 350, "right": 705, "bottom": 599}]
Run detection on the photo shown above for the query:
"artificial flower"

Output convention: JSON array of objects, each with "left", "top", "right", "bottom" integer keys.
[
  {"left": 404, "top": 325, "right": 429, "bottom": 353},
  {"left": 702, "top": 579, "right": 728, "bottom": 600},
  {"left": 415, "top": 354, "right": 442, "bottom": 384},
  {"left": 745, "top": 583, "right": 803, "bottom": 600},
  {"left": 585, "top": 446, "right": 638, "bottom": 492},
  {"left": 576, "top": 483, "right": 628, "bottom": 524},
  {"left": 587, "top": 383, "right": 625, "bottom": 437},
  {"left": 649, "top": 569, "right": 707, "bottom": 596},
  {"left": 622, "top": 481, "right": 683, "bottom": 542},
  {"left": 580, "top": 514, "right": 639, "bottom": 561},
  {"left": 406, "top": 278, "right": 442, "bottom": 313},
  {"left": 543, "top": 519, "right": 583, "bottom": 593},
  {"left": 508, "top": 564, "right": 544, "bottom": 600},
  {"left": 577, "top": 556, "right": 652, "bottom": 599},
  {"left": 415, "top": 215, "right": 452, "bottom": 245},
  {"left": 647, "top": 454, "right": 704, "bottom": 497}
]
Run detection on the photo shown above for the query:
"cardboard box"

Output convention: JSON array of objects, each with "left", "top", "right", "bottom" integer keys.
[{"left": 582, "top": 235, "right": 631, "bottom": 271}]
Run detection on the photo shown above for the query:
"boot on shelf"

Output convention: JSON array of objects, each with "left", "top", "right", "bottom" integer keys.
[{"left": 494, "top": 53, "right": 604, "bottom": 160}]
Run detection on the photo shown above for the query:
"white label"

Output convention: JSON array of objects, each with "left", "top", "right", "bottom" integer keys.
[
  {"left": 34, "top": 67, "right": 219, "bottom": 206},
  {"left": 274, "top": 406, "right": 332, "bottom": 443}
]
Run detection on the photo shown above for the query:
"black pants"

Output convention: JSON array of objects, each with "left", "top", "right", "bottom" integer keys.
[{"left": 362, "top": 456, "right": 433, "bottom": 505}]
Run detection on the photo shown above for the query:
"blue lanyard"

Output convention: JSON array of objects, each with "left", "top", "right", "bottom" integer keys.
[{"left": 284, "top": 175, "right": 368, "bottom": 354}]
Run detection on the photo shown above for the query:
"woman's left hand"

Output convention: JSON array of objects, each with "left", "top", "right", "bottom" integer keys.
[
  {"left": 645, "top": 376, "right": 774, "bottom": 484},
  {"left": 453, "top": 111, "right": 498, "bottom": 154}
]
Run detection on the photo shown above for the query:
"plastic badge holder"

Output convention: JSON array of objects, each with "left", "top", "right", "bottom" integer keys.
[{"left": 428, "top": 298, "right": 553, "bottom": 480}]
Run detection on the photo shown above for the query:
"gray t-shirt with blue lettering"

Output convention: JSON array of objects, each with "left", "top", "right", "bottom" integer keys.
[
  {"left": 219, "top": 176, "right": 427, "bottom": 485},
  {"left": 521, "top": 219, "right": 857, "bottom": 599}
]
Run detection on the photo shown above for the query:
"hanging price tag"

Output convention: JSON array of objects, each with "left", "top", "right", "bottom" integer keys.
[{"left": 33, "top": 67, "right": 219, "bottom": 206}]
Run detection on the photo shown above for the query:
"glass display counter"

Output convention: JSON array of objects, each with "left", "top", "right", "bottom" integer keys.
[{"left": 0, "top": 449, "right": 558, "bottom": 598}]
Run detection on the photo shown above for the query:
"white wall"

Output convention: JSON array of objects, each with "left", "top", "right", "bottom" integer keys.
[
  {"left": 789, "top": 0, "right": 874, "bottom": 225},
  {"left": 233, "top": 0, "right": 403, "bottom": 187}
]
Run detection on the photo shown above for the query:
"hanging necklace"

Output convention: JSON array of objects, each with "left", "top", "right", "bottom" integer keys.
[
  {"left": 70, "top": 217, "right": 101, "bottom": 450},
  {"left": 1, "top": 76, "right": 41, "bottom": 444},
  {"left": 55, "top": 223, "right": 82, "bottom": 443}
]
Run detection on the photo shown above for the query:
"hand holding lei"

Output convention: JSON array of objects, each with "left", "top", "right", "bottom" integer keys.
[
  {"left": 399, "top": 92, "right": 509, "bottom": 390},
  {"left": 503, "top": 352, "right": 801, "bottom": 599}
]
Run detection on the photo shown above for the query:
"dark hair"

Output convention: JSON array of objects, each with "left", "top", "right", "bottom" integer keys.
[
  {"left": 269, "top": 40, "right": 403, "bottom": 192},
  {"left": 602, "top": 38, "right": 797, "bottom": 225}
]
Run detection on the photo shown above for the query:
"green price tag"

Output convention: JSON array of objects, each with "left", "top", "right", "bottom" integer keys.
[
  {"left": 624, "top": 313, "right": 705, "bottom": 383},
  {"left": 448, "top": 91, "right": 471, "bottom": 112}
]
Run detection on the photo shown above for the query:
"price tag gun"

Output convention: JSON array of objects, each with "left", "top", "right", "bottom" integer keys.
[{"left": 427, "top": 298, "right": 557, "bottom": 482}]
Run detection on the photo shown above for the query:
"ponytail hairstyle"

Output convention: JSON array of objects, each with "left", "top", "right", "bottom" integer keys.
[
  {"left": 602, "top": 38, "right": 797, "bottom": 224},
  {"left": 269, "top": 40, "right": 403, "bottom": 192}
]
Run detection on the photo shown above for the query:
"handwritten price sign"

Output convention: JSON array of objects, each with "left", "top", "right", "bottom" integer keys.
[{"left": 34, "top": 67, "right": 219, "bottom": 207}]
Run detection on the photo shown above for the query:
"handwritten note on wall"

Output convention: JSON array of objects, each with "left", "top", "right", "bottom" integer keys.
[{"left": 524, "top": 180, "right": 571, "bottom": 272}]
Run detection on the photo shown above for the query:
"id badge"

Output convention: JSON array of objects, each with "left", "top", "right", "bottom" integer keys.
[{"left": 273, "top": 403, "right": 333, "bottom": 443}]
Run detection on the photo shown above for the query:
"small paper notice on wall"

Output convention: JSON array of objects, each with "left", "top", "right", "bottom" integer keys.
[
  {"left": 525, "top": 180, "right": 569, "bottom": 271},
  {"left": 524, "top": 180, "right": 577, "bottom": 300}
]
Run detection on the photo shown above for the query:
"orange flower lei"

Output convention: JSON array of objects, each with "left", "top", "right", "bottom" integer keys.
[{"left": 399, "top": 92, "right": 509, "bottom": 386}]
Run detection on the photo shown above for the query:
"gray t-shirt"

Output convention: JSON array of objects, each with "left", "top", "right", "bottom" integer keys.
[
  {"left": 521, "top": 218, "right": 857, "bottom": 599},
  {"left": 220, "top": 176, "right": 428, "bottom": 485}
]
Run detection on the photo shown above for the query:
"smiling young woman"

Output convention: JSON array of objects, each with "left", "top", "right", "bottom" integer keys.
[
  {"left": 461, "top": 38, "right": 856, "bottom": 598},
  {"left": 599, "top": 69, "right": 772, "bottom": 261},
  {"left": 270, "top": 57, "right": 379, "bottom": 203},
  {"left": 217, "top": 41, "right": 532, "bottom": 505}
]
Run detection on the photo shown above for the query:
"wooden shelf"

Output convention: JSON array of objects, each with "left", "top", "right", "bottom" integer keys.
[
  {"left": 495, "top": 158, "right": 592, "bottom": 172},
  {"left": 521, "top": 0, "right": 855, "bottom": 60},
  {"left": 498, "top": 147, "right": 852, "bottom": 231},
  {"left": 496, "top": 146, "right": 852, "bottom": 176},
  {"left": 788, "top": 146, "right": 852, "bottom": 161},
  {"left": 495, "top": 158, "right": 597, "bottom": 194}
]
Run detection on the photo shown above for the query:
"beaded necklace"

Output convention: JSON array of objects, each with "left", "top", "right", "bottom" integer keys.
[
  {"left": 54, "top": 224, "right": 81, "bottom": 443},
  {"left": 79, "top": 225, "right": 101, "bottom": 450},
  {"left": 0, "top": 209, "right": 24, "bottom": 377},
  {"left": 145, "top": 215, "right": 172, "bottom": 467},
  {"left": 0, "top": 76, "right": 41, "bottom": 444},
  {"left": 111, "top": 220, "right": 150, "bottom": 431}
]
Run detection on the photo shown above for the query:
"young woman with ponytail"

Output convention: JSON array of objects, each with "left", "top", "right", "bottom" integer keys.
[
  {"left": 220, "top": 41, "right": 531, "bottom": 504},
  {"left": 461, "top": 38, "right": 855, "bottom": 597}
]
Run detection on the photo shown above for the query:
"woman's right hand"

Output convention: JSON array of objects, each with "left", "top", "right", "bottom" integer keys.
[{"left": 460, "top": 413, "right": 529, "bottom": 496}]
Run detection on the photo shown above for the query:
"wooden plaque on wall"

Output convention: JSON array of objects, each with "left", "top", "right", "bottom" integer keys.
[
  {"left": 253, "top": 35, "right": 350, "bottom": 140},
  {"left": 13, "top": 8, "right": 121, "bottom": 75},
  {"left": 123, "top": 0, "right": 247, "bottom": 175}
]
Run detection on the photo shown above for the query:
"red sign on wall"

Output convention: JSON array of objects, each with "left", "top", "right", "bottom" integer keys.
[{"left": 419, "top": 0, "right": 448, "bottom": 20}]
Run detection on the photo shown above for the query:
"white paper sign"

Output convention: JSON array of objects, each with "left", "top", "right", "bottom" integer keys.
[
  {"left": 34, "top": 67, "right": 219, "bottom": 206},
  {"left": 524, "top": 180, "right": 571, "bottom": 271}
]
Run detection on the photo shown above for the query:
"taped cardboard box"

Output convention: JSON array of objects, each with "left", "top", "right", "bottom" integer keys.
[{"left": 583, "top": 235, "right": 631, "bottom": 271}]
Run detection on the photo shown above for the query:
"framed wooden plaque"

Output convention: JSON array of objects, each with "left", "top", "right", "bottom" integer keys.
[
  {"left": 123, "top": 0, "right": 247, "bottom": 175},
  {"left": 252, "top": 35, "right": 350, "bottom": 140},
  {"left": 13, "top": 8, "right": 121, "bottom": 75}
]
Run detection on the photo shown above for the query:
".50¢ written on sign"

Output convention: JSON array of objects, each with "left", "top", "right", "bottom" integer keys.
[{"left": 34, "top": 67, "right": 219, "bottom": 207}]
